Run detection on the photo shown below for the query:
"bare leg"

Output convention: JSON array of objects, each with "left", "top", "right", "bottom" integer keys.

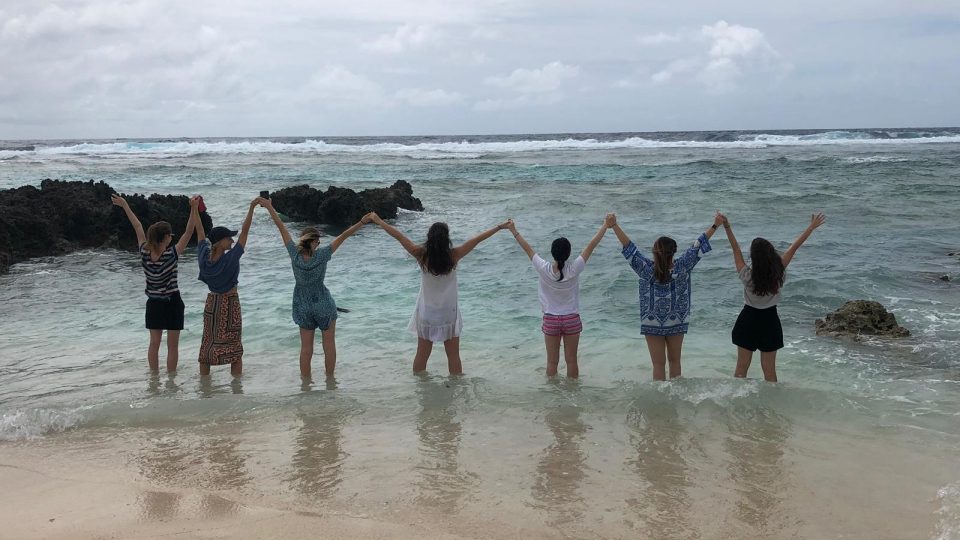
[
  {"left": 544, "top": 334, "right": 562, "bottom": 377},
  {"left": 665, "top": 334, "right": 684, "bottom": 379},
  {"left": 321, "top": 320, "right": 337, "bottom": 377},
  {"left": 443, "top": 337, "right": 463, "bottom": 375},
  {"left": 299, "top": 327, "right": 315, "bottom": 379},
  {"left": 562, "top": 333, "right": 580, "bottom": 378},
  {"left": 231, "top": 359, "right": 242, "bottom": 376},
  {"left": 147, "top": 330, "right": 162, "bottom": 372},
  {"left": 413, "top": 338, "right": 433, "bottom": 373},
  {"left": 199, "top": 363, "right": 211, "bottom": 376},
  {"left": 734, "top": 347, "right": 753, "bottom": 378},
  {"left": 645, "top": 336, "right": 667, "bottom": 381},
  {"left": 166, "top": 330, "right": 180, "bottom": 372},
  {"left": 760, "top": 351, "right": 778, "bottom": 382}
]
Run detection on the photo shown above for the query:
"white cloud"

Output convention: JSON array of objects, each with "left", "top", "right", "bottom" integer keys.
[
  {"left": 637, "top": 31, "right": 682, "bottom": 46},
  {"left": 364, "top": 24, "right": 435, "bottom": 54},
  {"left": 639, "top": 20, "right": 788, "bottom": 92},
  {"left": 395, "top": 88, "right": 463, "bottom": 106},
  {"left": 307, "top": 65, "right": 387, "bottom": 107},
  {"left": 484, "top": 61, "right": 580, "bottom": 94}
]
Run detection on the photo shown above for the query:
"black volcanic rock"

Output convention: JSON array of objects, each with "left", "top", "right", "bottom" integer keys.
[
  {"left": 0, "top": 179, "right": 212, "bottom": 274},
  {"left": 270, "top": 180, "right": 423, "bottom": 226},
  {"left": 815, "top": 300, "right": 910, "bottom": 339}
]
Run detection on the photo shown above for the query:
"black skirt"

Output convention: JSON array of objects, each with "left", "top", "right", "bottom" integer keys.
[
  {"left": 145, "top": 292, "right": 185, "bottom": 330},
  {"left": 731, "top": 305, "right": 783, "bottom": 352}
]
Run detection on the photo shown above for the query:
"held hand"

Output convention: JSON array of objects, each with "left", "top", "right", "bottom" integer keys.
[
  {"left": 189, "top": 195, "right": 201, "bottom": 209},
  {"left": 604, "top": 213, "right": 617, "bottom": 228},
  {"left": 361, "top": 212, "right": 376, "bottom": 224},
  {"left": 714, "top": 210, "right": 725, "bottom": 226},
  {"left": 497, "top": 219, "right": 512, "bottom": 231},
  {"left": 369, "top": 212, "right": 384, "bottom": 226},
  {"left": 810, "top": 212, "right": 826, "bottom": 230},
  {"left": 110, "top": 194, "right": 127, "bottom": 208}
]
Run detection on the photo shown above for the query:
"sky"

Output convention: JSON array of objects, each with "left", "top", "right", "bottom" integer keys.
[{"left": 1, "top": 0, "right": 958, "bottom": 138}]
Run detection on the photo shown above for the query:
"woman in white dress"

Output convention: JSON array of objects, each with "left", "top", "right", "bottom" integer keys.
[{"left": 368, "top": 212, "right": 510, "bottom": 374}]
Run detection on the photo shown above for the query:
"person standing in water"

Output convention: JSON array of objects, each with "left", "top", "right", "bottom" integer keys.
[
  {"left": 505, "top": 214, "right": 614, "bottom": 378},
  {"left": 368, "top": 212, "right": 510, "bottom": 375},
  {"left": 610, "top": 211, "right": 723, "bottom": 380},
  {"left": 260, "top": 198, "right": 371, "bottom": 379},
  {"left": 112, "top": 194, "right": 201, "bottom": 372},
  {"left": 721, "top": 212, "right": 826, "bottom": 382},
  {"left": 194, "top": 197, "right": 260, "bottom": 376}
]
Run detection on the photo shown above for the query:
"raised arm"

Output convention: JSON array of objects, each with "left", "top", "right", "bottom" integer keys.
[
  {"left": 506, "top": 220, "right": 535, "bottom": 259},
  {"left": 370, "top": 213, "right": 424, "bottom": 258},
  {"left": 260, "top": 198, "right": 292, "bottom": 246},
  {"left": 581, "top": 214, "right": 613, "bottom": 262},
  {"left": 782, "top": 212, "right": 826, "bottom": 267},
  {"left": 721, "top": 214, "right": 746, "bottom": 272},
  {"left": 236, "top": 197, "right": 259, "bottom": 249},
  {"left": 452, "top": 220, "right": 510, "bottom": 262},
  {"left": 174, "top": 196, "right": 201, "bottom": 255},
  {"left": 111, "top": 194, "right": 146, "bottom": 246},
  {"left": 609, "top": 214, "right": 632, "bottom": 248},
  {"left": 704, "top": 211, "right": 724, "bottom": 241},
  {"left": 329, "top": 214, "right": 370, "bottom": 254},
  {"left": 192, "top": 202, "right": 205, "bottom": 243}
]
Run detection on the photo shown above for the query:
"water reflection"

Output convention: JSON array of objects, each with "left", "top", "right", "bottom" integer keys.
[
  {"left": 146, "top": 372, "right": 181, "bottom": 397},
  {"left": 532, "top": 404, "right": 588, "bottom": 526},
  {"left": 626, "top": 398, "right": 698, "bottom": 539},
  {"left": 414, "top": 377, "right": 474, "bottom": 511},
  {"left": 722, "top": 404, "right": 793, "bottom": 536},
  {"left": 135, "top": 430, "right": 250, "bottom": 520},
  {"left": 198, "top": 375, "right": 244, "bottom": 397},
  {"left": 288, "top": 384, "right": 351, "bottom": 501}
]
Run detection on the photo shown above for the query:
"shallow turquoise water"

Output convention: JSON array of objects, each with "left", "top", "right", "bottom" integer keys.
[{"left": 1, "top": 132, "right": 959, "bottom": 537}]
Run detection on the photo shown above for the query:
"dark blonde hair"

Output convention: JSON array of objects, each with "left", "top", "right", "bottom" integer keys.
[
  {"left": 146, "top": 222, "right": 172, "bottom": 253},
  {"left": 298, "top": 227, "right": 321, "bottom": 255},
  {"left": 652, "top": 236, "right": 677, "bottom": 283}
]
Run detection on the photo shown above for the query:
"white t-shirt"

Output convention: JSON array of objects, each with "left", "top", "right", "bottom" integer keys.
[
  {"left": 532, "top": 254, "right": 586, "bottom": 315},
  {"left": 739, "top": 265, "right": 782, "bottom": 309}
]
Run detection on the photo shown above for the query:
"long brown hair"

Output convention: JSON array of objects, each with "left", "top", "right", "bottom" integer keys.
[
  {"left": 749, "top": 237, "right": 785, "bottom": 296},
  {"left": 652, "top": 236, "right": 677, "bottom": 283},
  {"left": 145, "top": 222, "right": 172, "bottom": 253},
  {"left": 298, "top": 227, "right": 321, "bottom": 256},
  {"left": 420, "top": 222, "right": 455, "bottom": 276}
]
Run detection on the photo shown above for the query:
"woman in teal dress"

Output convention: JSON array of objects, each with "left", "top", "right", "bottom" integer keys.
[{"left": 261, "top": 199, "right": 370, "bottom": 379}]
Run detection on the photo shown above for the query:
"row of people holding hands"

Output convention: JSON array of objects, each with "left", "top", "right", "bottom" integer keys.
[{"left": 113, "top": 194, "right": 825, "bottom": 382}]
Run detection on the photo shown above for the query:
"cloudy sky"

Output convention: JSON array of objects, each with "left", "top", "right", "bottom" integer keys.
[{"left": 1, "top": 0, "right": 958, "bottom": 138}]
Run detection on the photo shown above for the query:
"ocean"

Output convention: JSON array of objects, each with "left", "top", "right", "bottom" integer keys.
[{"left": 1, "top": 129, "right": 959, "bottom": 538}]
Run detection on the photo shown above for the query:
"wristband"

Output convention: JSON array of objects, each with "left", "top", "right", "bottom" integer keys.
[{"left": 711, "top": 224, "right": 718, "bottom": 230}]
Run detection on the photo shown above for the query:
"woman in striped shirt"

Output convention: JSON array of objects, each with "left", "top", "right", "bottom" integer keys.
[{"left": 113, "top": 194, "right": 201, "bottom": 372}]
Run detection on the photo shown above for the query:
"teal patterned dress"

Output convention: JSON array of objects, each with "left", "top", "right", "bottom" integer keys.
[{"left": 286, "top": 241, "right": 338, "bottom": 331}]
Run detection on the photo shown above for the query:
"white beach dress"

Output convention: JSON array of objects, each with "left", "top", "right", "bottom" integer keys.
[{"left": 407, "top": 268, "right": 463, "bottom": 342}]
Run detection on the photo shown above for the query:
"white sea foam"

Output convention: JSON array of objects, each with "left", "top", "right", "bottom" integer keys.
[
  {"left": 1, "top": 131, "right": 958, "bottom": 160},
  {"left": 0, "top": 408, "right": 85, "bottom": 441},
  {"left": 935, "top": 482, "right": 960, "bottom": 540}
]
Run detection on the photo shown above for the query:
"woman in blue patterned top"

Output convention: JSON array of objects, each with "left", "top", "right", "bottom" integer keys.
[
  {"left": 609, "top": 211, "right": 724, "bottom": 380},
  {"left": 261, "top": 198, "right": 370, "bottom": 379}
]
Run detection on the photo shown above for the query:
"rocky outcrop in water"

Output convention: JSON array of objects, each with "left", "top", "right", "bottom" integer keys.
[
  {"left": 815, "top": 300, "right": 910, "bottom": 338},
  {"left": 0, "top": 179, "right": 212, "bottom": 274},
  {"left": 270, "top": 180, "right": 423, "bottom": 226}
]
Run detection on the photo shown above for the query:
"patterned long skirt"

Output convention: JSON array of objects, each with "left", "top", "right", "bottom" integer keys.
[{"left": 199, "top": 291, "right": 243, "bottom": 365}]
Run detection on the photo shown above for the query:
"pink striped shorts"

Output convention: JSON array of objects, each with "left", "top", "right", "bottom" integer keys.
[{"left": 542, "top": 313, "right": 583, "bottom": 336}]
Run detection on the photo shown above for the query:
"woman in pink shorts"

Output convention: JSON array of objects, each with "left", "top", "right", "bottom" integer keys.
[{"left": 506, "top": 215, "right": 613, "bottom": 378}]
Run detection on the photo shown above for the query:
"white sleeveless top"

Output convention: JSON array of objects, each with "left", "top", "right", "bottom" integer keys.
[{"left": 408, "top": 268, "right": 463, "bottom": 342}]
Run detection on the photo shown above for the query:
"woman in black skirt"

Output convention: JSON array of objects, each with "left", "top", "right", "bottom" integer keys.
[{"left": 721, "top": 212, "right": 826, "bottom": 381}]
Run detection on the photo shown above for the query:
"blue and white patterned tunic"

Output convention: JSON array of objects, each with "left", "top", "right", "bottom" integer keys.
[{"left": 621, "top": 234, "right": 712, "bottom": 336}]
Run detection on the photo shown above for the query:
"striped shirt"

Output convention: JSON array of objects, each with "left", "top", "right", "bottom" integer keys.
[{"left": 140, "top": 243, "right": 179, "bottom": 298}]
